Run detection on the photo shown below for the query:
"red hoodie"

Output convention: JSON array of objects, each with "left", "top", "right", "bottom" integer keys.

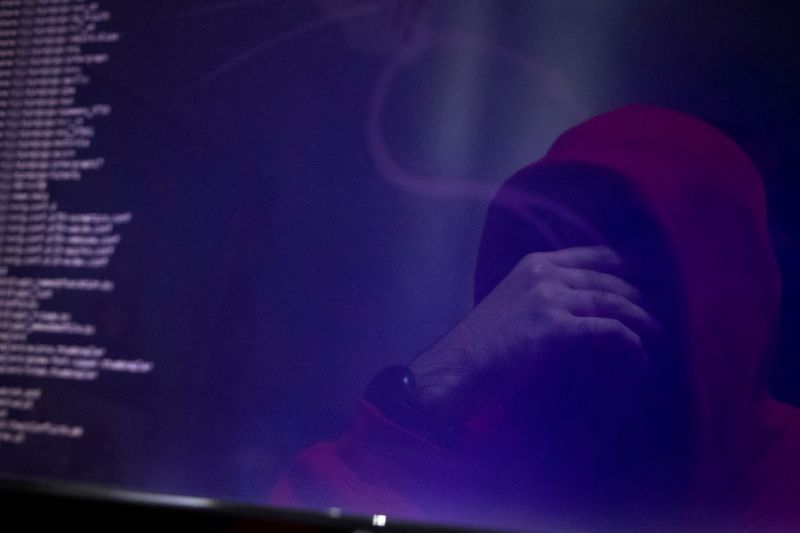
[{"left": 269, "top": 105, "right": 800, "bottom": 532}]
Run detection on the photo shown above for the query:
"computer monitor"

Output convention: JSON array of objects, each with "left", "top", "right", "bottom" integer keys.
[{"left": 1, "top": 1, "right": 799, "bottom": 531}]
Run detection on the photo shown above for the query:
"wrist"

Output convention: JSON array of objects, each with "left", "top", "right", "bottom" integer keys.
[
  {"left": 409, "top": 331, "right": 485, "bottom": 424},
  {"left": 363, "top": 364, "right": 465, "bottom": 448}
]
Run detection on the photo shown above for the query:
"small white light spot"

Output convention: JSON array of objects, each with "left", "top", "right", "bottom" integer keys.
[
  {"left": 372, "top": 514, "right": 387, "bottom": 527},
  {"left": 328, "top": 507, "right": 342, "bottom": 518}
]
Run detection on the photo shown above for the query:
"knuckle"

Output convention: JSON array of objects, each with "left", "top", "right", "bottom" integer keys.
[
  {"left": 593, "top": 271, "right": 614, "bottom": 287},
  {"left": 596, "top": 245, "right": 617, "bottom": 258},
  {"left": 587, "top": 291, "right": 604, "bottom": 307},
  {"left": 598, "top": 291, "right": 623, "bottom": 308},
  {"left": 522, "top": 256, "right": 552, "bottom": 279},
  {"left": 532, "top": 280, "right": 558, "bottom": 301},
  {"left": 584, "top": 291, "right": 607, "bottom": 311},
  {"left": 607, "top": 318, "right": 626, "bottom": 333},
  {"left": 548, "top": 308, "right": 568, "bottom": 322},
  {"left": 577, "top": 318, "right": 600, "bottom": 336},
  {"left": 520, "top": 252, "right": 541, "bottom": 267},
  {"left": 608, "top": 320, "right": 639, "bottom": 344},
  {"left": 547, "top": 310, "right": 572, "bottom": 333},
  {"left": 526, "top": 253, "right": 543, "bottom": 268},
  {"left": 530, "top": 261, "right": 547, "bottom": 277}
]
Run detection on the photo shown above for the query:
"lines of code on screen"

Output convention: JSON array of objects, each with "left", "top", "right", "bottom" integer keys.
[{"left": 0, "top": 0, "right": 150, "bottom": 449}]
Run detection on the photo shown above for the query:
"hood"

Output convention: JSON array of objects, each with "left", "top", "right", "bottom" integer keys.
[{"left": 474, "top": 104, "right": 797, "bottom": 524}]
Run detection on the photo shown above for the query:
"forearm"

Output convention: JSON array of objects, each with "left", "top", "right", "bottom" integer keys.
[{"left": 408, "top": 323, "right": 497, "bottom": 425}]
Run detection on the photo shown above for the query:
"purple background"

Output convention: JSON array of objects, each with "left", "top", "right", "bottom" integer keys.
[{"left": 1, "top": 0, "right": 799, "bottom": 509}]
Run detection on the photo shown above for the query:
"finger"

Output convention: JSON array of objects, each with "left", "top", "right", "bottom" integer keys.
[
  {"left": 562, "top": 289, "right": 661, "bottom": 338},
  {"left": 568, "top": 316, "right": 648, "bottom": 365},
  {"left": 535, "top": 246, "right": 625, "bottom": 275},
  {"left": 552, "top": 266, "right": 642, "bottom": 304}
]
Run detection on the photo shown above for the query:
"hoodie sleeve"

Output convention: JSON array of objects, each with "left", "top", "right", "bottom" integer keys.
[{"left": 268, "top": 398, "right": 446, "bottom": 518}]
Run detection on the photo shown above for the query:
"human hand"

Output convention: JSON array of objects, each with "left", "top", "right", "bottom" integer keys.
[{"left": 409, "top": 246, "right": 658, "bottom": 423}]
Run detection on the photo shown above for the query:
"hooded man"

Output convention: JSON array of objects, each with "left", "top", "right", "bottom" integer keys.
[{"left": 270, "top": 105, "right": 800, "bottom": 532}]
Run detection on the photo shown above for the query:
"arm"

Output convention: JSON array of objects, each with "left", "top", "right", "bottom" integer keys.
[
  {"left": 410, "top": 245, "right": 655, "bottom": 424},
  {"left": 269, "top": 246, "right": 657, "bottom": 516}
]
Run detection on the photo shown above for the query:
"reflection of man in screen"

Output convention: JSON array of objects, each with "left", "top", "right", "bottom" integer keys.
[{"left": 270, "top": 105, "right": 800, "bottom": 531}]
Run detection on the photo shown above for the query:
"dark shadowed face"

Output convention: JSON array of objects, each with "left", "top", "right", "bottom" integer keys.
[{"left": 474, "top": 162, "right": 694, "bottom": 518}]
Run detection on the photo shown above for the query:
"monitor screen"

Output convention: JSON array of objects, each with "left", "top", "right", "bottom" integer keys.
[{"left": 1, "top": 1, "right": 799, "bottom": 531}]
